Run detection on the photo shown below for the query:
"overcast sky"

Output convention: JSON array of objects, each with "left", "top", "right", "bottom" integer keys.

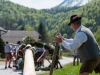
[{"left": 9, "top": 0, "right": 64, "bottom": 9}]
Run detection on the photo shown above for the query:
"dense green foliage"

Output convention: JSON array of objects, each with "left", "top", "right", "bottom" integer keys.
[
  {"left": 38, "top": 22, "right": 49, "bottom": 42},
  {"left": 0, "top": 0, "right": 100, "bottom": 44},
  {"left": 0, "top": 37, "right": 5, "bottom": 58},
  {"left": 0, "top": 37, "right": 5, "bottom": 53},
  {"left": 42, "top": 6, "right": 79, "bottom": 14},
  {"left": 23, "top": 36, "right": 35, "bottom": 45}
]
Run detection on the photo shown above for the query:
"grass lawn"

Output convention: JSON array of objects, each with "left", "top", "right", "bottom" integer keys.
[
  {"left": 40, "top": 63, "right": 100, "bottom": 75},
  {"left": 62, "top": 51, "right": 73, "bottom": 57},
  {"left": 0, "top": 58, "right": 3, "bottom": 61}
]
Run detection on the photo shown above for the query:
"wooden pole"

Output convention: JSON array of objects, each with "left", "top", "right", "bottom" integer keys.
[
  {"left": 23, "top": 49, "right": 36, "bottom": 75},
  {"left": 49, "top": 42, "right": 58, "bottom": 75}
]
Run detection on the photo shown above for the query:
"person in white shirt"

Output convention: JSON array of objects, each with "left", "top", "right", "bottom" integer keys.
[
  {"left": 4, "top": 41, "right": 12, "bottom": 69},
  {"left": 50, "top": 41, "right": 55, "bottom": 50},
  {"left": 64, "top": 38, "right": 80, "bottom": 66},
  {"left": 15, "top": 41, "right": 22, "bottom": 57},
  {"left": 56, "top": 15, "right": 100, "bottom": 75}
]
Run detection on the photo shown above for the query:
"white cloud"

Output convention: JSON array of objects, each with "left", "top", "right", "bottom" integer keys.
[{"left": 9, "top": 0, "right": 64, "bottom": 9}]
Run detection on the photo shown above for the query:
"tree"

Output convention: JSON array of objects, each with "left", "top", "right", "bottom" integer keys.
[
  {"left": 24, "top": 36, "right": 35, "bottom": 45},
  {"left": 38, "top": 22, "right": 48, "bottom": 42},
  {"left": 19, "top": 25, "right": 25, "bottom": 30},
  {"left": 94, "top": 27, "right": 100, "bottom": 46},
  {"left": 0, "top": 38, "right": 5, "bottom": 58}
]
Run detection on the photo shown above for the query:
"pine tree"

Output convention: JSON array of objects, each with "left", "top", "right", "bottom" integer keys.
[{"left": 38, "top": 22, "right": 48, "bottom": 42}]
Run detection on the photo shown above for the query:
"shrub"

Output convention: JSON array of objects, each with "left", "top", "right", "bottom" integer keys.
[{"left": 0, "top": 37, "right": 5, "bottom": 58}]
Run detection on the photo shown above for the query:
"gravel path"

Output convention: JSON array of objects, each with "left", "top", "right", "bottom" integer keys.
[{"left": 0, "top": 57, "right": 73, "bottom": 75}]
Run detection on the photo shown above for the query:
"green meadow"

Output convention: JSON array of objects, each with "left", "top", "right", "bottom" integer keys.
[{"left": 40, "top": 63, "right": 99, "bottom": 75}]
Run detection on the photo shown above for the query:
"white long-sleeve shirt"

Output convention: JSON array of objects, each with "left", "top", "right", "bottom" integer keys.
[
  {"left": 62, "top": 25, "right": 87, "bottom": 51},
  {"left": 15, "top": 45, "right": 21, "bottom": 55}
]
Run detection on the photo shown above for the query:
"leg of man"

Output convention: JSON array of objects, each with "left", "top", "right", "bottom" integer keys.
[
  {"left": 94, "top": 56, "right": 100, "bottom": 74},
  {"left": 79, "top": 56, "right": 100, "bottom": 75},
  {"left": 58, "top": 60, "right": 63, "bottom": 68},
  {"left": 77, "top": 56, "right": 79, "bottom": 65},
  {"left": 16, "top": 58, "right": 22, "bottom": 70},
  {"left": 73, "top": 56, "right": 76, "bottom": 66},
  {"left": 5, "top": 53, "right": 8, "bottom": 69},
  {"left": 8, "top": 53, "right": 12, "bottom": 68},
  {"left": 5, "top": 61, "right": 7, "bottom": 69},
  {"left": 8, "top": 58, "right": 12, "bottom": 67}
]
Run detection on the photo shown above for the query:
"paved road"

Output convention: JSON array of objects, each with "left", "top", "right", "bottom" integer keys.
[
  {"left": 0, "top": 57, "right": 73, "bottom": 75},
  {"left": 0, "top": 62, "right": 22, "bottom": 75},
  {"left": 36, "top": 57, "right": 73, "bottom": 75}
]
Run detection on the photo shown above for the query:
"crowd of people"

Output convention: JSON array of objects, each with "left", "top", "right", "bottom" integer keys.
[
  {"left": 34, "top": 39, "right": 63, "bottom": 69},
  {"left": 4, "top": 39, "right": 63, "bottom": 70},
  {"left": 3, "top": 14, "right": 100, "bottom": 75},
  {"left": 4, "top": 41, "right": 24, "bottom": 70}
]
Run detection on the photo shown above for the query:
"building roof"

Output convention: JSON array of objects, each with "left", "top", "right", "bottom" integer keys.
[
  {"left": 0, "top": 27, "right": 7, "bottom": 36},
  {"left": 1, "top": 30, "right": 40, "bottom": 44}
]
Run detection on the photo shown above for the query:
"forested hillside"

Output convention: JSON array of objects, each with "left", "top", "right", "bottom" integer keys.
[
  {"left": 47, "top": 0, "right": 100, "bottom": 41},
  {"left": 42, "top": 6, "right": 79, "bottom": 14},
  {"left": 52, "top": 0, "right": 100, "bottom": 37},
  {"left": 0, "top": 0, "right": 100, "bottom": 44},
  {"left": 0, "top": 0, "right": 52, "bottom": 31}
]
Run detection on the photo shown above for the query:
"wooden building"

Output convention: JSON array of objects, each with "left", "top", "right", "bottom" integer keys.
[{"left": 1, "top": 30, "right": 40, "bottom": 44}]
